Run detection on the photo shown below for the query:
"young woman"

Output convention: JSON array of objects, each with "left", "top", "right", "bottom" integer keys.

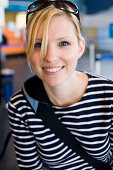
[{"left": 8, "top": 1, "right": 113, "bottom": 169}]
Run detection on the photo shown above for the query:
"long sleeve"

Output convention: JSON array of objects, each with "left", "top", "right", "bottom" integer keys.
[
  {"left": 109, "top": 103, "right": 113, "bottom": 169},
  {"left": 8, "top": 97, "right": 43, "bottom": 170}
]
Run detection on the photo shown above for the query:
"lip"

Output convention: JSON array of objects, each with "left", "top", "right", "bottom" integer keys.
[{"left": 42, "top": 66, "right": 64, "bottom": 73}]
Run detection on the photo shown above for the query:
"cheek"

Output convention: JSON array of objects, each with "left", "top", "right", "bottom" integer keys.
[
  {"left": 29, "top": 55, "right": 42, "bottom": 76},
  {"left": 64, "top": 55, "right": 77, "bottom": 71},
  {"left": 66, "top": 49, "right": 78, "bottom": 62},
  {"left": 67, "top": 51, "right": 79, "bottom": 69},
  {"left": 30, "top": 54, "right": 40, "bottom": 67}
]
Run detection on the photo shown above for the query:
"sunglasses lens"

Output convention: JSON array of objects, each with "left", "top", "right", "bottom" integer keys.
[
  {"left": 55, "top": 1, "right": 79, "bottom": 20},
  {"left": 26, "top": 0, "right": 80, "bottom": 24},
  {"left": 26, "top": 1, "right": 48, "bottom": 23},
  {"left": 27, "top": 1, "right": 45, "bottom": 13}
]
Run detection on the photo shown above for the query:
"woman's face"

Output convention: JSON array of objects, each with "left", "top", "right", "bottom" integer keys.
[{"left": 30, "top": 15, "right": 85, "bottom": 88}]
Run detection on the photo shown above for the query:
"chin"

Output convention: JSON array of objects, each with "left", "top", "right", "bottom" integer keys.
[{"left": 44, "top": 78, "right": 64, "bottom": 88}]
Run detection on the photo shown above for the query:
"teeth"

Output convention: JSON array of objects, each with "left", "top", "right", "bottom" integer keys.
[{"left": 44, "top": 67, "right": 62, "bottom": 73}]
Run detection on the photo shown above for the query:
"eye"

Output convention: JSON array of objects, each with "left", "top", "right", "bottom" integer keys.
[
  {"left": 59, "top": 41, "right": 70, "bottom": 46},
  {"left": 34, "top": 42, "right": 41, "bottom": 48}
]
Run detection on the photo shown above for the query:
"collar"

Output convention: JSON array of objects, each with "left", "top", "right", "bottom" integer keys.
[{"left": 24, "top": 75, "right": 51, "bottom": 105}]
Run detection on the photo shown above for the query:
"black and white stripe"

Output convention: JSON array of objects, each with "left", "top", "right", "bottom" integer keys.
[{"left": 8, "top": 73, "right": 113, "bottom": 169}]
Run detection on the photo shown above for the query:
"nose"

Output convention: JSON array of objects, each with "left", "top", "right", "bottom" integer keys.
[{"left": 44, "top": 45, "right": 57, "bottom": 62}]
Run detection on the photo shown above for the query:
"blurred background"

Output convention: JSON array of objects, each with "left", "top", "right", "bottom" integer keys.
[{"left": 0, "top": 0, "right": 113, "bottom": 169}]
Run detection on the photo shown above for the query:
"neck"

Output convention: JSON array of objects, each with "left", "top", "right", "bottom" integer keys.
[{"left": 43, "top": 72, "right": 88, "bottom": 107}]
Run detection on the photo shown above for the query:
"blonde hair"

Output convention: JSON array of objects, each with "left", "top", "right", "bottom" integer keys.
[{"left": 26, "top": 4, "right": 83, "bottom": 63}]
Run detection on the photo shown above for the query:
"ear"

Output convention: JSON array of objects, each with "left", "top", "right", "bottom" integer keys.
[{"left": 77, "top": 38, "right": 85, "bottom": 59}]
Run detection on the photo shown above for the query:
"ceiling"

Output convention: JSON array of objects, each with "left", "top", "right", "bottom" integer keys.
[{"left": 5, "top": 0, "right": 113, "bottom": 14}]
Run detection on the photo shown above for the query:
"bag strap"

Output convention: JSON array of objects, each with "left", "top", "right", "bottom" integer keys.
[{"left": 23, "top": 86, "right": 112, "bottom": 170}]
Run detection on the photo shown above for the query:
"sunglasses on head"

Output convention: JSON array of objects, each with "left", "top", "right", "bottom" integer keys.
[{"left": 26, "top": 0, "right": 80, "bottom": 24}]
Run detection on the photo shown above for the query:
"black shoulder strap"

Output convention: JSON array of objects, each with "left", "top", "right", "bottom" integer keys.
[{"left": 37, "top": 102, "right": 112, "bottom": 170}]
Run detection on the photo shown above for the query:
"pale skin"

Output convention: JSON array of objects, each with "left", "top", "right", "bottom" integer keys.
[{"left": 30, "top": 14, "right": 88, "bottom": 107}]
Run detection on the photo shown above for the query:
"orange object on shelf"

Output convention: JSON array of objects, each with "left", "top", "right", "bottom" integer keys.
[
  {"left": 1, "top": 43, "right": 26, "bottom": 56},
  {"left": 1, "top": 26, "right": 26, "bottom": 56}
]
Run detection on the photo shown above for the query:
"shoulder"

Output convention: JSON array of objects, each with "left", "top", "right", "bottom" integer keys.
[
  {"left": 8, "top": 75, "right": 42, "bottom": 113},
  {"left": 8, "top": 88, "right": 36, "bottom": 124},
  {"left": 8, "top": 90, "right": 26, "bottom": 123},
  {"left": 85, "top": 72, "right": 113, "bottom": 99},
  {"left": 8, "top": 89, "right": 27, "bottom": 111},
  {"left": 87, "top": 72, "right": 113, "bottom": 87},
  {"left": 8, "top": 76, "right": 37, "bottom": 111},
  {"left": 9, "top": 90, "right": 24, "bottom": 104},
  {"left": 9, "top": 75, "right": 40, "bottom": 106}
]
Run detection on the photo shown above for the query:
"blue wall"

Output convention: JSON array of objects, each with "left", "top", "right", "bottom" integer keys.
[
  {"left": 5, "top": 0, "right": 113, "bottom": 13},
  {"left": 84, "top": 0, "right": 113, "bottom": 14}
]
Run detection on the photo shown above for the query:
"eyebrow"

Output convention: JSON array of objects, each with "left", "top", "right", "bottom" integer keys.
[
  {"left": 35, "top": 38, "right": 42, "bottom": 41},
  {"left": 35, "top": 36, "right": 73, "bottom": 42},
  {"left": 57, "top": 36, "right": 73, "bottom": 40}
]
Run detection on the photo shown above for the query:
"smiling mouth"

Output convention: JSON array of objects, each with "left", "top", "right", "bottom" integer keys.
[{"left": 43, "top": 66, "right": 64, "bottom": 73}]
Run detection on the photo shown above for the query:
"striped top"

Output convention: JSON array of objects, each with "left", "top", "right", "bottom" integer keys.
[{"left": 8, "top": 73, "right": 113, "bottom": 170}]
